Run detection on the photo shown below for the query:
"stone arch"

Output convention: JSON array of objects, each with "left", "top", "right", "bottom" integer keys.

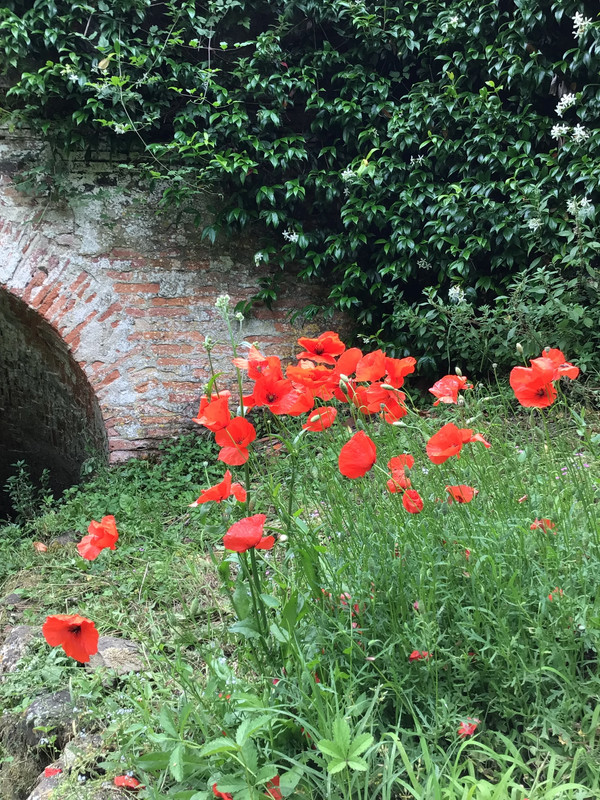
[{"left": 0, "top": 287, "right": 108, "bottom": 516}]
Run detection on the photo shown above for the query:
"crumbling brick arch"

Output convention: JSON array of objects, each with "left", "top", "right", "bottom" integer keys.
[{"left": 0, "top": 286, "right": 108, "bottom": 515}]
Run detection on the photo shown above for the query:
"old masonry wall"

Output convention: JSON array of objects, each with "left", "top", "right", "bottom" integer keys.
[{"left": 0, "top": 128, "right": 335, "bottom": 472}]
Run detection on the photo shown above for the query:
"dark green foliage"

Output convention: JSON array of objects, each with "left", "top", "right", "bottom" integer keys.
[{"left": 1, "top": 1, "right": 599, "bottom": 372}]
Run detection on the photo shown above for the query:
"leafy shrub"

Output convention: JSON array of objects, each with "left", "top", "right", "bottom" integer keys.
[{"left": 0, "top": 1, "right": 599, "bottom": 371}]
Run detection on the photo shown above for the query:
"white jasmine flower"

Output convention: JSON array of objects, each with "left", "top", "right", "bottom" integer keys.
[
  {"left": 579, "top": 197, "right": 594, "bottom": 216},
  {"left": 550, "top": 123, "right": 570, "bottom": 139},
  {"left": 341, "top": 167, "right": 356, "bottom": 182},
  {"left": 417, "top": 257, "right": 432, "bottom": 270},
  {"left": 449, "top": 15, "right": 460, "bottom": 26},
  {"left": 556, "top": 93, "right": 576, "bottom": 117},
  {"left": 567, "top": 198, "right": 579, "bottom": 215},
  {"left": 448, "top": 285, "right": 466, "bottom": 304},
  {"left": 572, "top": 12, "right": 593, "bottom": 38},
  {"left": 571, "top": 124, "right": 590, "bottom": 143},
  {"left": 527, "top": 218, "right": 542, "bottom": 232},
  {"left": 409, "top": 154, "right": 425, "bottom": 168},
  {"left": 282, "top": 229, "right": 299, "bottom": 243},
  {"left": 254, "top": 251, "right": 264, "bottom": 266}
]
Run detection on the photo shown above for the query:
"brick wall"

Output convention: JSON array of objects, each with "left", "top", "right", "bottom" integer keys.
[{"left": 0, "top": 128, "right": 339, "bottom": 467}]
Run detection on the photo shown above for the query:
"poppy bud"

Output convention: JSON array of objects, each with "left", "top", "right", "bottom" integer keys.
[
  {"left": 279, "top": 534, "right": 288, "bottom": 542},
  {"left": 392, "top": 420, "right": 407, "bottom": 427},
  {"left": 516, "top": 343, "right": 524, "bottom": 354},
  {"left": 455, "top": 366, "right": 463, "bottom": 377}
]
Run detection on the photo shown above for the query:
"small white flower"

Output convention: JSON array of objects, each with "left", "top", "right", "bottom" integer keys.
[
  {"left": 567, "top": 198, "right": 579, "bottom": 215},
  {"left": 417, "top": 257, "right": 432, "bottom": 270},
  {"left": 448, "top": 285, "right": 466, "bottom": 304},
  {"left": 550, "top": 123, "right": 570, "bottom": 140},
  {"left": 215, "top": 293, "right": 230, "bottom": 312},
  {"left": 254, "top": 251, "right": 264, "bottom": 266},
  {"left": 341, "top": 167, "right": 356, "bottom": 182},
  {"left": 282, "top": 228, "right": 299, "bottom": 243},
  {"left": 571, "top": 124, "right": 590, "bottom": 143},
  {"left": 572, "top": 12, "right": 593, "bottom": 38},
  {"left": 449, "top": 15, "right": 460, "bottom": 26},
  {"left": 556, "top": 93, "right": 576, "bottom": 117},
  {"left": 409, "top": 154, "right": 425, "bottom": 168},
  {"left": 527, "top": 218, "right": 542, "bottom": 232},
  {"left": 567, "top": 197, "right": 594, "bottom": 219},
  {"left": 234, "top": 311, "right": 244, "bottom": 323}
]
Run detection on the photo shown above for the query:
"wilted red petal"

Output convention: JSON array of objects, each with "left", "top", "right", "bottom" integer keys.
[
  {"left": 338, "top": 431, "right": 377, "bottom": 478},
  {"left": 114, "top": 775, "right": 142, "bottom": 789}
]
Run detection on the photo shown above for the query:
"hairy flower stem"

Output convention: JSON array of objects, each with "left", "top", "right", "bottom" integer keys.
[{"left": 239, "top": 552, "right": 270, "bottom": 658}]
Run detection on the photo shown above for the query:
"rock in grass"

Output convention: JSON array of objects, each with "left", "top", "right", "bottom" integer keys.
[
  {"left": 87, "top": 636, "right": 144, "bottom": 675},
  {"left": 0, "top": 625, "right": 41, "bottom": 676}
]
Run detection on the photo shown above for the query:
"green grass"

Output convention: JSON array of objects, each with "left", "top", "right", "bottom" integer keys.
[{"left": 1, "top": 382, "right": 599, "bottom": 800}]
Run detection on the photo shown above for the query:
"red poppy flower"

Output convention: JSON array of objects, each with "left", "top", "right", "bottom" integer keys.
[
  {"left": 265, "top": 775, "right": 283, "bottom": 800},
  {"left": 458, "top": 718, "right": 480, "bottom": 738},
  {"left": 250, "top": 374, "right": 302, "bottom": 415},
  {"left": 77, "top": 515, "right": 119, "bottom": 560},
  {"left": 193, "top": 395, "right": 232, "bottom": 431},
  {"left": 215, "top": 417, "right": 257, "bottom": 465},
  {"left": 232, "top": 345, "right": 270, "bottom": 378},
  {"left": 408, "top": 650, "right": 432, "bottom": 661},
  {"left": 445, "top": 485, "right": 478, "bottom": 503},
  {"left": 403, "top": 489, "right": 424, "bottom": 513},
  {"left": 213, "top": 784, "right": 234, "bottom": 800},
  {"left": 114, "top": 775, "right": 142, "bottom": 789},
  {"left": 388, "top": 454, "right": 415, "bottom": 472},
  {"left": 189, "top": 471, "right": 246, "bottom": 506},
  {"left": 332, "top": 347, "right": 363, "bottom": 378},
  {"left": 548, "top": 587, "right": 563, "bottom": 602},
  {"left": 302, "top": 406, "right": 337, "bottom": 431},
  {"left": 297, "top": 331, "right": 346, "bottom": 365},
  {"left": 387, "top": 474, "right": 411, "bottom": 492},
  {"left": 429, "top": 374, "right": 473, "bottom": 406},
  {"left": 426, "top": 423, "right": 491, "bottom": 465},
  {"left": 530, "top": 518, "right": 556, "bottom": 534},
  {"left": 384, "top": 356, "right": 416, "bottom": 388},
  {"left": 338, "top": 431, "right": 377, "bottom": 478},
  {"left": 223, "top": 514, "right": 275, "bottom": 552},
  {"left": 42, "top": 614, "right": 99, "bottom": 663},
  {"left": 287, "top": 363, "right": 333, "bottom": 391},
  {"left": 510, "top": 358, "right": 557, "bottom": 408},
  {"left": 380, "top": 392, "right": 408, "bottom": 423},
  {"left": 285, "top": 386, "right": 315, "bottom": 416},
  {"left": 44, "top": 767, "right": 62, "bottom": 778},
  {"left": 543, "top": 348, "right": 579, "bottom": 380},
  {"left": 355, "top": 349, "right": 387, "bottom": 382}
]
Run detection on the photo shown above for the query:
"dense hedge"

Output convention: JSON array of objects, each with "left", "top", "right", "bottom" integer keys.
[{"left": 1, "top": 1, "right": 599, "bottom": 373}]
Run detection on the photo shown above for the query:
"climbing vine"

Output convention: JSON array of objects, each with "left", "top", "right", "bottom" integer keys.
[{"left": 1, "top": 0, "right": 599, "bottom": 372}]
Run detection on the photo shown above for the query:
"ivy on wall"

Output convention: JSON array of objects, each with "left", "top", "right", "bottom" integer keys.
[{"left": 1, "top": 0, "right": 599, "bottom": 373}]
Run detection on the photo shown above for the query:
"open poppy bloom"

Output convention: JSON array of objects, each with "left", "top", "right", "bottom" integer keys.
[
  {"left": 223, "top": 514, "right": 275, "bottom": 552},
  {"left": 429, "top": 374, "right": 472, "bottom": 405},
  {"left": 193, "top": 394, "right": 232, "bottom": 431},
  {"left": 189, "top": 471, "right": 246, "bottom": 506},
  {"left": 215, "top": 417, "right": 257, "bottom": 465},
  {"left": 42, "top": 614, "right": 99, "bottom": 663},
  {"left": 388, "top": 454, "right": 415, "bottom": 472},
  {"left": 384, "top": 356, "right": 416, "bottom": 388},
  {"left": 387, "top": 474, "right": 411, "bottom": 492},
  {"left": 338, "top": 431, "right": 377, "bottom": 478},
  {"left": 114, "top": 775, "right": 142, "bottom": 789},
  {"left": 355, "top": 349, "right": 387, "bottom": 382},
  {"left": 510, "top": 357, "right": 557, "bottom": 408},
  {"left": 213, "top": 785, "right": 234, "bottom": 800},
  {"left": 402, "top": 489, "right": 424, "bottom": 513},
  {"left": 77, "top": 515, "right": 119, "bottom": 560},
  {"left": 458, "top": 718, "right": 480, "bottom": 738},
  {"left": 530, "top": 518, "right": 556, "bottom": 534},
  {"left": 543, "top": 348, "right": 579, "bottom": 380},
  {"left": 446, "top": 485, "right": 478, "bottom": 503},
  {"left": 297, "top": 331, "right": 346, "bottom": 365},
  {"left": 426, "top": 423, "right": 491, "bottom": 465},
  {"left": 302, "top": 406, "right": 337, "bottom": 431}
]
